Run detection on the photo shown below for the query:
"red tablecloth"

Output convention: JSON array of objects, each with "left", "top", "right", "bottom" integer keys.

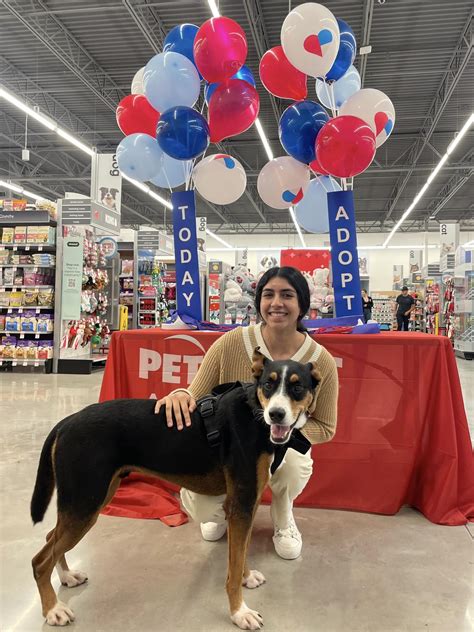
[{"left": 100, "top": 329, "right": 474, "bottom": 526}]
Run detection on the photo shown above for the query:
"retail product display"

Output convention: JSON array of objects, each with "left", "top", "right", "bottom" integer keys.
[
  {"left": 222, "top": 266, "right": 257, "bottom": 325},
  {"left": 453, "top": 247, "right": 474, "bottom": 359},
  {"left": 137, "top": 256, "right": 176, "bottom": 328},
  {"left": 303, "top": 268, "right": 334, "bottom": 319},
  {"left": 371, "top": 292, "right": 398, "bottom": 330},
  {"left": 119, "top": 254, "right": 134, "bottom": 325}
]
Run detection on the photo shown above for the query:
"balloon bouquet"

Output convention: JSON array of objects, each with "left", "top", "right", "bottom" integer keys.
[
  {"left": 115, "top": 18, "right": 259, "bottom": 206},
  {"left": 257, "top": 2, "right": 396, "bottom": 234}
]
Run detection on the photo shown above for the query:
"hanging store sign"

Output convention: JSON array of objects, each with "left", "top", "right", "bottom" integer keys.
[
  {"left": 62, "top": 199, "right": 91, "bottom": 225},
  {"left": 94, "top": 153, "right": 122, "bottom": 215},
  {"left": 61, "top": 235, "right": 84, "bottom": 320},
  {"left": 327, "top": 190, "right": 363, "bottom": 317},
  {"left": 90, "top": 201, "right": 120, "bottom": 235},
  {"left": 172, "top": 190, "right": 202, "bottom": 321}
]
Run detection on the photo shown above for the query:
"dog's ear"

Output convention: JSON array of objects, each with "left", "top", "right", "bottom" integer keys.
[
  {"left": 307, "top": 362, "right": 322, "bottom": 389},
  {"left": 111, "top": 188, "right": 118, "bottom": 195},
  {"left": 252, "top": 347, "right": 266, "bottom": 378},
  {"left": 99, "top": 187, "right": 106, "bottom": 195}
]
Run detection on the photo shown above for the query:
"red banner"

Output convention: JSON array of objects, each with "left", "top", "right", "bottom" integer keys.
[{"left": 280, "top": 248, "right": 331, "bottom": 272}]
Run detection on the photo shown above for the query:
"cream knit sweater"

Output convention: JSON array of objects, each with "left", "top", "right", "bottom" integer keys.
[{"left": 187, "top": 324, "right": 338, "bottom": 445}]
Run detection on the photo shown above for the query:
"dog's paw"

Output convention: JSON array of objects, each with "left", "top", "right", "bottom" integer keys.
[
  {"left": 231, "top": 602, "right": 263, "bottom": 630},
  {"left": 59, "top": 568, "right": 88, "bottom": 588},
  {"left": 242, "top": 569, "right": 266, "bottom": 589},
  {"left": 45, "top": 601, "right": 75, "bottom": 626}
]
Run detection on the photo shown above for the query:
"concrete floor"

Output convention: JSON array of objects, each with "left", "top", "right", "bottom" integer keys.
[{"left": 0, "top": 359, "right": 473, "bottom": 632}]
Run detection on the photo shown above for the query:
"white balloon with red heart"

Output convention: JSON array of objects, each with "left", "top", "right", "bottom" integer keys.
[
  {"left": 257, "top": 156, "right": 310, "bottom": 210},
  {"left": 281, "top": 2, "right": 340, "bottom": 79},
  {"left": 339, "top": 88, "right": 396, "bottom": 148}
]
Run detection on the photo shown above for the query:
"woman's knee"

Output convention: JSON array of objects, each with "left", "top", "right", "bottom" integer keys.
[
  {"left": 270, "top": 448, "right": 313, "bottom": 496},
  {"left": 180, "top": 488, "right": 226, "bottom": 524}
]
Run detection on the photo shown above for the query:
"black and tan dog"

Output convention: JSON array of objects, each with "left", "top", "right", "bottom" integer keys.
[{"left": 31, "top": 349, "right": 320, "bottom": 630}]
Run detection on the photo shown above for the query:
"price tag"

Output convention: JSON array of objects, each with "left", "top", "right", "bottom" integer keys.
[
  {"left": 33, "top": 267, "right": 38, "bottom": 272},
  {"left": 13, "top": 246, "right": 17, "bottom": 251},
  {"left": 7, "top": 308, "right": 12, "bottom": 314},
  {"left": 12, "top": 361, "right": 17, "bottom": 366},
  {"left": 34, "top": 362, "right": 39, "bottom": 367},
  {"left": 20, "top": 334, "right": 25, "bottom": 339},
  {"left": 35, "top": 334, "right": 39, "bottom": 339},
  {"left": 25, "top": 246, "right": 30, "bottom": 251},
  {"left": 35, "top": 309, "right": 40, "bottom": 314},
  {"left": 18, "top": 308, "right": 23, "bottom": 314},
  {"left": 23, "top": 361, "right": 27, "bottom": 367},
  {"left": 38, "top": 246, "right": 43, "bottom": 252}
]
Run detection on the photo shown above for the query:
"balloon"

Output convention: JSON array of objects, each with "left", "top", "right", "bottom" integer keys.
[
  {"left": 116, "top": 95, "right": 160, "bottom": 137},
  {"left": 281, "top": 3, "right": 340, "bottom": 78},
  {"left": 309, "top": 156, "right": 329, "bottom": 175},
  {"left": 131, "top": 67, "right": 145, "bottom": 95},
  {"left": 316, "top": 115, "right": 376, "bottom": 178},
  {"left": 149, "top": 147, "right": 192, "bottom": 189},
  {"left": 163, "top": 24, "right": 200, "bottom": 74},
  {"left": 193, "top": 154, "right": 247, "bottom": 205},
  {"left": 325, "top": 18, "right": 356, "bottom": 82},
  {"left": 208, "top": 79, "right": 260, "bottom": 143},
  {"left": 194, "top": 17, "right": 247, "bottom": 83},
  {"left": 157, "top": 106, "right": 210, "bottom": 160},
  {"left": 279, "top": 100, "right": 329, "bottom": 164},
  {"left": 204, "top": 64, "right": 256, "bottom": 105},
  {"left": 339, "top": 88, "right": 395, "bottom": 147},
  {"left": 259, "top": 45, "right": 307, "bottom": 101},
  {"left": 294, "top": 176, "right": 341, "bottom": 233},
  {"left": 143, "top": 52, "right": 200, "bottom": 113},
  {"left": 257, "top": 156, "right": 310, "bottom": 209},
  {"left": 316, "top": 64, "right": 361, "bottom": 110},
  {"left": 116, "top": 133, "right": 161, "bottom": 182}
]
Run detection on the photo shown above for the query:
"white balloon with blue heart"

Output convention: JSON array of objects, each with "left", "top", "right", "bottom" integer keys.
[
  {"left": 193, "top": 154, "right": 247, "bottom": 205},
  {"left": 294, "top": 176, "right": 342, "bottom": 233}
]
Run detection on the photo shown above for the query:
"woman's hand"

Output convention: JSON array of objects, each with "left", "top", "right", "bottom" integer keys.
[{"left": 154, "top": 391, "right": 197, "bottom": 431}]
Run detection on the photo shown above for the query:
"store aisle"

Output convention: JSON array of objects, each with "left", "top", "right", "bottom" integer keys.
[{"left": 0, "top": 364, "right": 472, "bottom": 632}]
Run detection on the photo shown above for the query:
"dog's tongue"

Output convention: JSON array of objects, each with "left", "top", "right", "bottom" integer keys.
[{"left": 271, "top": 424, "right": 289, "bottom": 439}]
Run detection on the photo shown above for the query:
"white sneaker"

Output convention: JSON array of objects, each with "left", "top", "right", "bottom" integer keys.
[
  {"left": 200, "top": 521, "right": 227, "bottom": 541},
  {"left": 272, "top": 518, "right": 302, "bottom": 559}
]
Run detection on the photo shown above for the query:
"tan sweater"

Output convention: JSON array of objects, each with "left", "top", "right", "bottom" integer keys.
[{"left": 187, "top": 324, "right": 338, "bottom": 445}]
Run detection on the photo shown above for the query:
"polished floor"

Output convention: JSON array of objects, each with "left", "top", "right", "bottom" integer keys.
[{"left": 0, "top": 359, "right": 473, "bottom": 632}]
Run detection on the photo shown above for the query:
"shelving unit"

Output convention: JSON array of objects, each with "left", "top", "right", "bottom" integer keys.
[
  {"left": 371, "top": 291, "right": 398, "bottom": 330},
  {"left": 453, "top": 254, "right": 474, "bottom": 360}
]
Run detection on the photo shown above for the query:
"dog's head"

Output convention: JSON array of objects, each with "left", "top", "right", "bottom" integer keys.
[
  {"left": 251, "top": 348, "right": 321, "bottom": 445},
  {"left": 100, "top": 187, "right": 118, "bottom": 208}
]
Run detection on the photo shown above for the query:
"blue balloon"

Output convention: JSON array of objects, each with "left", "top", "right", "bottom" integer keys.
[
  {"left": 204, "top": 65, "right": 256, "bottom": 105},
  {"left": 157, "top": 106, "right": 210, "bottom": 160},
  {"left": 326, "top": 19, "right": 356, "bottom": 82},
  {"left": 279, "top": 100, "right": 329, "bottom": 164},
  {"left": 143, "top": 51, "right": 200, "bottom": 113},
  {"left": 116, "top": 133, "right": 161, "bottom": 182},
  {"left": 163, "top": 24, "right": 201, "bottom": 78},
  {"left": 316, "top": 65, "right": 361, "bottom": 110},
  {"left": 295, "top": 176, "right": 342, "bottom": 234},
  {"left": 149, "top": 146, "right": 192, "bottom": 189}
]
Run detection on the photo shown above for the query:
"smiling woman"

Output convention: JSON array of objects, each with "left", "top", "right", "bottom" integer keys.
[{"left": 155, "top": 266, "right": 339, "bottom": 560}]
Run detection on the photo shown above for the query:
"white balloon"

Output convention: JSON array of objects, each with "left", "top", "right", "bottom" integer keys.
[
  {"left": 339, "top": 88, "right": 395, "bottom": 148},
  {"left": 316, "top": 65, "right": 361, "bottom": 110},
  {"left": 193, "top": 154, "right": 246, "bottom": 205},
  {"left": 131, "top": 67, "right": 145, "bottom": 95},
  {"left": 281, "top": 3, "right": 340, "bottom": 79},
  {"left": 257, "top": 156, "right": 310, "bottom": 210}
]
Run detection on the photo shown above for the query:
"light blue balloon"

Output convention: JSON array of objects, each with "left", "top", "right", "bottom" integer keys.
[
  {"left": 295, "top": 176, "right": 342, "bottom": 234},
  {"left": 143, "top": 51, "right": 200, "bottom": 113},
  {"left": 116, "top": 133, "right": 161, "bottom": 182},
  {"left": 316, "top": 65, "right": 361, "bottom": 110},
  {"left": 149, "top": 147, "right": 192, "bottom": 189}
]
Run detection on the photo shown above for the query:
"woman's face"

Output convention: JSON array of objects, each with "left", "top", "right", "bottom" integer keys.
[{"left": 260, "top": 277, "right": 301, "bottom": 329}]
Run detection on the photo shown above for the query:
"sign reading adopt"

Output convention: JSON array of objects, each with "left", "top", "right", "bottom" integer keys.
[{"left": 171, "top": 190, "right": 202, "bottom": 321}]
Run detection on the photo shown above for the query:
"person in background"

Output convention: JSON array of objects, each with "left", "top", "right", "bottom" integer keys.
[
  {"left": 361, "top": 289, "right": 373, "bottom": 322},
  {"left": 155, "top": 266, "right": 339, "bottom": 560},
  {"left": 395, "top": 286, "right": 415, "bottom": 331}
]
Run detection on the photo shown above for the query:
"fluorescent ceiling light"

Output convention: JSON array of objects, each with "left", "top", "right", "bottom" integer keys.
[
  {"left": 255, "top": 118, "right": 274, "bottom": 161},
  {"left": 56, "top": 128, "right": 94, "bottom": 156},
  {"left": 0, "top": 86, "right": 56, "bottom": 130},
  {"left": 383, "top": 112, "right": 474, "bottom": 248},
  {"left": 207, "top": 0, "right": 220, "bottom": 17},
  {"left": 289, "top": 206, "right": 306, "bottom": 247},
  {"left": 206, "top": 228, "right": 233, "bottom": 249},
  {"left": 462, "top": 240, "right": 474, "bottom": 248},
  {"left": 0, "top": 179, "right": 49, "bottom": 201},
  {"left": 121, "top": 174, "right": 173, "bottom": 209}
]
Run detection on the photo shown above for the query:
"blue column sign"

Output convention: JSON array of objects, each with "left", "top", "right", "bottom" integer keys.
[
  {"left": 171, "top": 190, "right": 202, "bottom": 320},
  {"left": 327, "top": 190, "right": 363, "bottom": 317}
]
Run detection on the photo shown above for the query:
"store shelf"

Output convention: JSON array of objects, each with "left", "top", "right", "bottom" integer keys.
[
  {"left": 0, "top": 243, "right": 55, "bottom": 251},
  {"left": 0, "top": 285, "right": 54, "bottom": 290},
  {"left": 0, "top": 358, "right": 49, "bottom": 366},
  {"left": 0, "top": 264, "right": 55, "bottom": 269},
  {"left": 0, "top": 331, "right": 53, "bottom": 336},
  {"left": 0, "top": 306, "right": 54, "bottom": 312}
]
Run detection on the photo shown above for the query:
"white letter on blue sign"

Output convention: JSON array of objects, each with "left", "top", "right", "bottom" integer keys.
[
  {"left": 341, "top": 272, "right": 353, "bottom": 287},
  {"left": 182, "top": 270, "right": 194, "bottom": 285},
  {"left": 338, "top": 250, "right": 353, "bottom": 265},
  {"left": 178, "top": 205, "right": 188, "bottom": 220},
  {"left": 337, "top": 228, "right": 350, "bottom": 243},
  {"left": 336, "top": 206, "right": 349, "bottom": 221},
  {"left": 183, "top": 292, "right": 194, "bottom": 306},
  {"left": 179, "top": 227, "right": 191, "bottom": 242},
  {"left": 181, "top": 250, "right": 191, "bottom": 264},
  {"left": 343, "top": 295, "right": 355, "bottom": 309}
]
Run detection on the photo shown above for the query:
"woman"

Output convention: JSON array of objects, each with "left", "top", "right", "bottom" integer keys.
[
  {"left": 361, "top": 289, "right": 374, "bottom": 323},
  {"left": 155, "top": 266, "right": 338, "bottom": 560}
]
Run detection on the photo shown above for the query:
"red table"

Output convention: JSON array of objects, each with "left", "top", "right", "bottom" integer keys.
[{"left": 100, "top": 329, "right": 474, "bottom": 526}]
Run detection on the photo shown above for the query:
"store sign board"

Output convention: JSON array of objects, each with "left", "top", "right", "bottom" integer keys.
[
  {"left": 158, "top": 232, "right": 174, "bottom": 255},
  {"left": 439, "top": 222, "right": 459, "bottom": 255},
  {"left": 0, "top": 210, "right": 52, "bottom": 225},
  {"left": 94, "top": 153, "right": 122, "bottom": 215},
  {"left": 62, "top": 199, "right": 91, "bottom": 225},
  {"left": 90, "top": 201, "right": 120, "bottom": 235},
  {"left": 409, "top": 249, "right": 423, "bottom": 274},
  {"left": 137, "top": 230, "right": 161, "bottom": 250},
  {"left": 172, "top": 190, "right": 202, "bottom": 320},
  {"left": 327, "top": 191, "right": 363, "bottom": 317},
  {"left": 61, "top": 235, "right": 84, "bottom": 320},
  {"left": 392, "top": 265, "right": 403, "bottom": 290}
]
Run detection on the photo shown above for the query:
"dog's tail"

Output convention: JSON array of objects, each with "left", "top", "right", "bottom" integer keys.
[{"left": 30, "top": 427, "right": 58, "bottom": 524}]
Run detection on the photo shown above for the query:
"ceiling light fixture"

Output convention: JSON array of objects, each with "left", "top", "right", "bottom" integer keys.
[
  {"left": 289, "top": 206, "right": 306, "bottom": 247},
  {"left": 0, "top": 178, "right": 50, "bottom": 201},
  {"left": 383, "top": 112, "right": 474, "bottom": 248},
  {"left": 206, "top": 228, "right": 233, "bottom": 249}
]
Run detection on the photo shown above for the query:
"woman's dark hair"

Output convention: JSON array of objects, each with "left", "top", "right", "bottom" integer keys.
[{"left": 255, "top": 266, "right": 310, "bottom": 332}]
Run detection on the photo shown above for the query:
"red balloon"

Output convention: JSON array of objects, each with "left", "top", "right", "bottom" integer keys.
[
  {"left": 208, "top": 79, "right": 260, "bottom": 143},
  {"left": 309, "top": 156, "right": 329, "bottom": 175},
  {"left": 116, "top": 94, "right": 160, "bottom": 137},
  {"left": 259, "top": 46, "right": 307, "bottom": 101},
  {"left": 194, "top": 17, "right": 247, "bottom": 83},
  {"left": 316, "top": 115, "right": 376, "bottom": 178}
]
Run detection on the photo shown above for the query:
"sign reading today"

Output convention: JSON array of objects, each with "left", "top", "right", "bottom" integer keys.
[
  {"left": 171, "top": 190, "right": 202, "bottom": 320},
  {"left": 327, "top": 190, "right": 363, "bottom": 317}
]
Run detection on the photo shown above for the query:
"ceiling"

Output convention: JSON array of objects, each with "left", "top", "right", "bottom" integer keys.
[{"left": 0, "top": 0, "right": 473, "bottom": 236}]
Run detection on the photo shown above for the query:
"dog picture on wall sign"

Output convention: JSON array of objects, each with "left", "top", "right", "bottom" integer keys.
[
  {"left": 99, "top": 187, "right": 119, "bottom": 210},
  {"left": 30, "top": 349, "right": 320, "bottom": 630}
]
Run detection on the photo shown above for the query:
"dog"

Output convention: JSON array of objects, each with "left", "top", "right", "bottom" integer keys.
[
  {"left": 259, "top": 255, "right": 278, "bottom": 271},
  {"left": 30, "top": 349, "right": 320, "bottom": 630},
  {"left": 99, "top": 187, "right": 119, "bottom": 210}
]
